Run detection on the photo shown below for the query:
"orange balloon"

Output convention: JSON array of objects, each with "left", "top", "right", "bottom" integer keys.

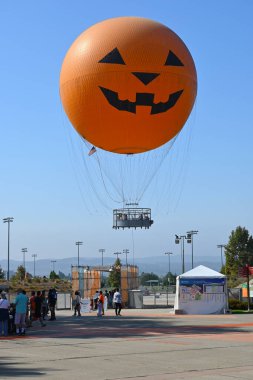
[{"left": 60, "top": 17, "right": 197, "bottom": 154}]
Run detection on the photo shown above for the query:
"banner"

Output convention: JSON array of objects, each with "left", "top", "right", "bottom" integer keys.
[{"left": 80, "top": 298, "right": 91, "bottom": 313}]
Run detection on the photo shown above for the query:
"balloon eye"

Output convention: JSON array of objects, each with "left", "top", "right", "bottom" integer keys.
[
  {"left": 99, "top": 48, "right": 126, "bottom": 65},
  {"left": 164, "top": 50, "right": 184, "bottom": 66}
]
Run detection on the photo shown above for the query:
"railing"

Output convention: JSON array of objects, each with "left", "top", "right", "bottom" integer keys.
[{"left": 113, "top": 208, "right": 154, "bottom": 229}]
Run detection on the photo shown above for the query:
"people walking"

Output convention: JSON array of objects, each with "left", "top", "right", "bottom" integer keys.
[
  {"left": 34, "top": 291, "right": 46, "bottom": 327},
  {"left": 14, "top": 288, "right": 28, "bottom": 335},
  {"left": 93, "top": 290, "right": 99, "bottom": 310},
  {"left": 104, "top": 290, "right": 109, "bottom": 313},
  {"left": 73, "top": 290, "right": 81, "bottom": 317},
  {"left": 0, "top": 291, "right": 10, "bottom": 337},
  {"left": 41, "top": 290, "right": 48, "bottom": 320},
  {"left": 29, "top": 291, "right": 36, "bottom": 323},
  {"left": 97, "top": 291, "right": 104, "bottom": 317},
  {"left": 113, "top": 288, "right": 122, "bottom": 316},
  {"left": 48, "top": 288, "right": 57, "bottom": 321}
]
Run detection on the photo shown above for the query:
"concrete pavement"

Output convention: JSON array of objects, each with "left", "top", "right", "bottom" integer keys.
[{"left": 1, "top": 308, "right": 253, "bottom": 379}]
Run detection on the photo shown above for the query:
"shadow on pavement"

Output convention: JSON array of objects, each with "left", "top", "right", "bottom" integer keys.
[
  {"left": 0, "top": 357, "right": 55, "bottom": 377},
  {"left": 14, "top": 312, "right": 253, "bottom": 340}
]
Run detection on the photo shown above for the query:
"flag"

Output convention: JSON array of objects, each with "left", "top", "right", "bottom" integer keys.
[{"left": 88, "top": 146, "right": 97, "bottom": 156}]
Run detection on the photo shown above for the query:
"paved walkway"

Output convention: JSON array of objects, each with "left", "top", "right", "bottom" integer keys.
[{"left": 1, "top": 308, "right": 253, "bottom": 379}]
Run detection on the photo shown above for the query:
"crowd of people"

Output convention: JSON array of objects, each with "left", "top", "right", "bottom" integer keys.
[
  {"left": 0, "top": 288, "right": 57, "bottom": 337},
  {"left": 1, "top": 287, "right": 123, "bottom": 336},
  {"left": 73, "top": 288, "right": 122, "bottom": 317}
]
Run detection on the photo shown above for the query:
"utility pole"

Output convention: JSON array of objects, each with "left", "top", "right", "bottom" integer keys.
[
  {"left": 114, "top": 252, "right": 122, "bottom": 261},
  {"left": 186, "top": 230, "right": 198, "bottom": 269},
  {"left": 164, "top": 252, "right": 173, "bottom": 285},
  {"left": 51, "top": 260, "right": 56, "bottom": 272},
  {"left": 21, "top": 248, "right": 28, "bottom": 278},
  {"left": 32, "top": 254, "right": 37, "bottom": 277},
  {"left": 123, "top": 249, "right": 129, "bottom": 266},
  {"left": 3, "top": 217, "right": 14, "bottom": 281},
  {"left": 99, "top": 248, "right": 105, "bottom": 267},
  {"left": 99, "top": 248, "right": 105, "bottom": 289},
  {"left": 217, "top": 244, "right": 226, "bottom": 267},
  {"left": 76, "top": 241, "right": 83, "bottom": 267},
  {"left": 175, "top": 235, "right": 186, "bottom": 273}
]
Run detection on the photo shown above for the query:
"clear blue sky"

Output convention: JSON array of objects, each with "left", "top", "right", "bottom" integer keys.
[{"left": 0, "top": 1, "right": 253, "bottom": 271}]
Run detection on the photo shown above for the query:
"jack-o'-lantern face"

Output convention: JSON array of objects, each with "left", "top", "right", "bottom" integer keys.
[{"left": 60, "top": 17, "right": 197, "bottom": 154}]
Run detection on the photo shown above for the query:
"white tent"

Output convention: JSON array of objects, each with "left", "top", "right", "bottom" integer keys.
[{"left": 174, "top": 265, "right": 228, "bottom": 314}]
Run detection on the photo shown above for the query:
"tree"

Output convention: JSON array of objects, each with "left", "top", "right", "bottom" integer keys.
[
  {"left": 58, "top": 271, "right": 68, "bottom": 280},
  {"left": 49, "top": 271, "right": 60, "bottom": 280},
  {"left": 225, "top": 226, "right": 253, "bottom": 285},
  {"left": 0, "top": 266, "right": 5, "bottom": 280},
  {"left": 12, "top": 265, "right": 26, "bottom": 281},
  {"left": 161, "top": 272, "right": 177, "bottom": 286},
  {"left": 139, "top": 272, "right": 160, "bottom": 286},
  {"left": 107, "top": 258, "right": 121, "bottom": 288}
]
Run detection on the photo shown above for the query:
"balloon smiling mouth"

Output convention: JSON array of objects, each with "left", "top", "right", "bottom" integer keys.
[{"left": 99, "top": 86, "right": 183, "bottom": 115}]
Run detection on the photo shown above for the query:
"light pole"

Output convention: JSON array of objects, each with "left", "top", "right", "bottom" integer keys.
[
  {"left": 175, "top": 235, "right": 186, "bottom": 273},
  {"left": 164, "top": 252, "right": 173, "bottom": 285},
  {"left": 123, "top": 249, "right": 129, "bottom": 266},
  {"left": 99, "top": 248, "right": 105, "bottom": 267},
  {"left": 123, "top": 249, "right": 130, "bottom": 290},
  {"left": 186, "top": 230, "right": 198, "bottom": 269},
  {"left": 32, "top": 254, "right": 37, "bottom": 277},
  {"left": 21, "top": 248, "right": 28, "bottom": 277},
  {"left": 217, "top": 244, "right": 226, "bottom": 267},
  {"left": 99, "top": 248, "right": 105, "bottom": 289},
  {"left": 75, "top": 241, "right": 83, "bottom": 267},
  {"left": 3, "top": 217, "right": 14, "bottom": 281},
  {"left": 114, "top": 252, "right": 122, "bottom": 261},
  {"left": 51, "top": 260, "right": 56, "bottom": 272}
]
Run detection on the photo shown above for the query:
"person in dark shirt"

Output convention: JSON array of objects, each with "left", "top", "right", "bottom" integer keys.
[
  {"left": 48, "top": 288, "right": 57, "bottom": 320},
  {"left": 34, "top": 291, "right": 46, "bottom": 327}
]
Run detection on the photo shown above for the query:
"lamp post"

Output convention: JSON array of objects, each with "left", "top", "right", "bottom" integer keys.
[
  {"left": 32, "top": 254, "right": 37, "bottom": 277},
  {"left": 114, "top": 252, "right": 122, "bottom": 261},
  {"left": 123, "top": 249, "right": 129, "bottom": 266},
  {"left": 3, "top": 217, "right": 14, "bottom": 281},
  {"left": 99, "top": 248, "right": 105, "bottom": 289},
  {"left": 21, "top": 248, "right": 28, "bottom": 278},
  {"left": 165, "top": 252, "right": 173, "bottom": 285},
  {"left": 123, "top": 249, "right": 130, "bottom": 290},
  {"left": 217, "top": 244, "right": 226, "bottom": 267},
  {"left": 51, "top": 260, "right": 56, "bottom": 272},
  {"left": 165, "top": 252, "right": 173, "bottom": 273},
  {"left": 186, "top": 230, "right": 198, "bottom": 269},
  {"left": 75, "top": 241, "right": 83, "bottom": 267},
  {"left": 99, "top": 248, "right": 105, "bottom": 267},
  {"left": 175, "top": 235, "right": 186, "bottom": 273}
]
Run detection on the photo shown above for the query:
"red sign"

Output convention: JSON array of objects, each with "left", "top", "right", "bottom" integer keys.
[{"left": 238, "top": 265, "right": 253, "bottom": 277}]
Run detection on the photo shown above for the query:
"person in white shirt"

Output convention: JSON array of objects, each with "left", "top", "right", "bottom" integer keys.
[
  {"left": 0, "top": 291, "right": 10, "bottom": 336},
  {"left": 113, "top": 288, "right": 122, "bottom": 316}
]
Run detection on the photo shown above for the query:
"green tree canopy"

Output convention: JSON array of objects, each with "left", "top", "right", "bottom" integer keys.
[
  {"left": 12, "top": 265, "right": 26, "bottom": 281},
  {"left": 225, "top": 226, "right": 253, "bottom": 283},
  {"left": 49, "top": 271, "right": 60, "bottom": 280},
  {"left": 139, "top": 272, "right": 160, "bottom": 286},
  {"left": 107, "top": 258, "right": 121, "bottom": 288},
  {"left": 161, "top": 272, "right": 177, "bottom": 286},
  {"left": 58, "top": 271, "right": 68, "bottom": 280}
]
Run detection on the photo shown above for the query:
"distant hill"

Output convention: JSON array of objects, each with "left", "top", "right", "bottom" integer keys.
[{"left": 0, "top": 255, "right": 221, "bottom": 277}]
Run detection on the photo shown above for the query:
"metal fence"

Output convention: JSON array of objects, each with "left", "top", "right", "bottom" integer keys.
[
  {"left": 56, "top": 293, "right": 72, "bottom": 310},
  {"left": 141, "top": 286, "right": 176, "bottom": 308}
]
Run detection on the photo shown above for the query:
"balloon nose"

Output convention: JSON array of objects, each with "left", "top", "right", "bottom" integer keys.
[{"left": 132, "top": 72, "right": 160, "bottom": 85}]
